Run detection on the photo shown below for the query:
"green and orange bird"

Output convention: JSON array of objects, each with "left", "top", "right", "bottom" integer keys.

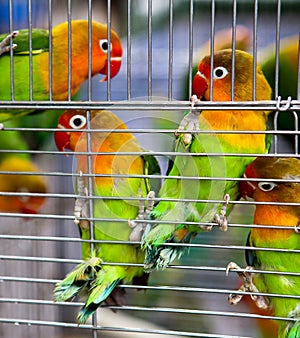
[
  {"left": 0, "top": 20, "right": 122, "bottom": 121},
  {"left": 227, "top": 156, "right": 300, "bottom": 338},
  {"left": 53, "top": 110, "right": 160, "bottom": 324},
  {"left": 141, "top": 49, "right": 273, "bottom": 271}
]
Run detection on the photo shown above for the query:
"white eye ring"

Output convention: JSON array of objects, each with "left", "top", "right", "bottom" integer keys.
[
  {"left": 99, "top": 39, "right": 112, "bottom": 53},
  {"left": 258, "top": 181, "right": 278, "bottom": 192},
  {"left": 213, "top": 66, "right": 229, "bottom": 80},
  {"left": 69, "top": 115, "right": 87, "bottom": 129}
]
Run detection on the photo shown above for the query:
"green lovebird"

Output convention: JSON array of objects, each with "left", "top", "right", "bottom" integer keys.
[
  {"left": 53, "top": 109, "right": 160, "bottom": 324},
  {"left": 228, "top": 156, "right": 300, "bottom": 338},
  {"left": 0, "top": 20, "right": 122, "bottom": 122},
  {"left": 142, "top": 49, "right": 272, "bottom": 272}
]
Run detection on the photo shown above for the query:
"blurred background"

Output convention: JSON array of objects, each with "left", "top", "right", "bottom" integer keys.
[{"left": 0, "top": 0, "right": 299, "bottom": 337}]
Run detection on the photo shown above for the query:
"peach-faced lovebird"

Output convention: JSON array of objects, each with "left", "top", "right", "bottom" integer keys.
[
  {"left": 227, "top": 156, "right": 300, "bottom": 338},
  {"left": 53, "top": 110, "right": 160, "bottom": 324},
  {"left": 141, "top": 49, "right": 272, "bottom": 271},
  {"left": 0, "top": 20, "right": 122, "bottom": 121}
]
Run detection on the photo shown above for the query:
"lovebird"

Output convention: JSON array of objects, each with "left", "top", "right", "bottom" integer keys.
[
  {"left": 0, "top": 127, "right": 47, "bottom": 214},
  {"left": 142, "top": 49, "right": 272, "bottom": 271},
  {"left": 53, "top": 110, "right": 160, "bottom": 324},
  {"left": 0, "top": 20, "right": 122, "bottom": 121},
  {"left": 227, "top": 156, "right": 300, "bottom": 338}
]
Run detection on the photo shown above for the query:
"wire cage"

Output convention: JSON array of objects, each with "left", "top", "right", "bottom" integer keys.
[{"left": 0, "top": 0, "right": 299, "bottom": 337}]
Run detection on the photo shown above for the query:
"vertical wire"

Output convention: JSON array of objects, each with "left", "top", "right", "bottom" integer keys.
[
  {"left": 293, "top": 112, "right": 299, "bottom": 154},
  {"left": 87, "top": 0, "right": 92, "bottom": 101},
  {"left": 9, "top": 0, "right": 14, "bottom": 100},
  {"left": 188, "top": 0, "right": 193, "bottom": 98},
  {"left": 296, "top": 35, "right": 300, "bottom": 154},
  {"left": 48, "top": 0, "right": 53, "bottom": 101},
  {"left": 127, "top": 0, "right": 132, "bottom": 100},
  {"left": 67, "top": 0, "right": 72, "bottom": 101},
  {"left": 209, "top": 0, "right": 215, "bottom": 100},
  {"left": 231, "top": 0, "right": 237, "bottom": 101},
  {"left": 87, "top": 3, "right": 96, "bottom": 335},
  {"left": 252, "top": 0, "right": 258, "bottom": 101},
  {"left": 85, "top": 109, "right": 97, "bottom": 338},
  {"left": 274, "top": 0, "right": 282, "bottom": 154},
  {"left": 168, "top": 0, "right": 173, "bottom": 100},
  {"left": 298, "top": 35, "right": 300, "bottom": 100},
  {"left": 28, "top": 0, "right": 33, "bottom": 101},
  {"left": 148, "top": 0, "right": 152, "bottom": 100},
  {"left": 107, "top": 0, "right": 112, "bottom": 100}
]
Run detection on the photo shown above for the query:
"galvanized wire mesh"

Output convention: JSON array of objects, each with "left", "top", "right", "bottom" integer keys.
[{"left": 0, "top": 0, "right": 300, "bottom": 337}]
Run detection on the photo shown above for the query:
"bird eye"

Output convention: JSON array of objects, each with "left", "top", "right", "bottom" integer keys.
[
  {"left": 258, "top": 181, "right": 278, "bottom": 192},
  {"left": 69, "top": 115, "right": 86, "bottom": 129},
  {"left": 213, "top": 66, "right": 229, "bottom": 80},
  {"left": 99, "top": 39, "right": 112, "bottom": 53}
]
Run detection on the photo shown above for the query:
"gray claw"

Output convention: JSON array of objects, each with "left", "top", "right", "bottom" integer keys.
[
  {"left": 74, "top": 171, "right": 89, "bottom": 225},
  {"left": 214, "top": 194, "right": 230, "bottom": 231},
  {"left": 226, "top": 261, "right": 269, "bottom": 310},
  {"left": 175, "top": 95, "right": 201, "bottom": 145},
  {"left": 128, "top": 191, "right": 155, "bottom": 242},
  {"left": 0, "top": 31, "right": 19, "bottom": 56}
]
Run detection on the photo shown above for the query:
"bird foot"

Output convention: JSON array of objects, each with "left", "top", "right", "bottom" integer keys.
[
  {"left": 175, "top": 95, "right": 202, "bottom": 145},
  {"left": 0, "top": 31, "right": 19, "bottom": 56},
  {"left": 74, "top": 171, "right": 89, "bottom": 225},
  {"left": 128, "top": 191, "right": 155, "bottom": 242},
  {"left": 214, "top": 194, "right": 230, "bottom": 231},
  {"left": 226, "top": 261, "right": 269, "bottom": 310}
]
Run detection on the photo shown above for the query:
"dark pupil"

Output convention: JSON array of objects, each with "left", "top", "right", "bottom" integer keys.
[
  {"left": 73, "top": 118, "right": 83, "bottom": 127},
  {"left": 262, "top": 184, "right": 272, "bottom": 190},
  {"left": 102, "top": 41, "right": 108, "bottom": 50},
  {"left": 215, "top": 68, "right": 224, "bottom": 77}
]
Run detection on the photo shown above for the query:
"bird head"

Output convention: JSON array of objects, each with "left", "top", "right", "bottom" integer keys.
[
  {"left": 239, "top": 156, "right": 300, "bottom": 201},
  {"left": 55, "top": 110, "right": 87, "bottom": 152},
  {"left": 192, "top": 49, "right": 271, "bottom": 101},
  {"left": 90, "top": 21, "right": 123, "bottom": 81}
]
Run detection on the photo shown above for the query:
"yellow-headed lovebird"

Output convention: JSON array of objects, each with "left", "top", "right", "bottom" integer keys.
[
  {"left": 0, "top": 20, "right": 122, "bottom": 121},
  {"left": 0, "top": 156, "right": 47, "bottom": 214},
  {"left": 227, "top": 156, "right": 300, "bottom": 338},
  {"left": 142, "top": 49, "right": 272, "bottom": 272},
  {"left": 53, "top": 110, "right": 160, "bottom": 324}
]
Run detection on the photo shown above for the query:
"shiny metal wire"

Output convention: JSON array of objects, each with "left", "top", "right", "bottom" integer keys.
[{"left": 0, "top": 1, "right": 300, "bottom": 337}]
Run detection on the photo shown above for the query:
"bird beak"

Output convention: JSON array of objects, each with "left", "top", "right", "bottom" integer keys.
[
  {"left": 192, "top": 71, "right": 208, "bottom": 99},
  {"left": 100, "top": 56, "right": 122, "bottom": 82},
  {"left": 55, "top": 124, "right": 71, "bottom": 152},
  {"left": 239, "top": 172, "right": 257, "bottom": 199}
]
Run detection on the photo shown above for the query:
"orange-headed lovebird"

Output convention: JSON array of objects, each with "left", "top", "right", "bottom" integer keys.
[
  {"left": 53, "top": 110, "right": 160, "bottom": 324},
  {"left": 228, "top": 156, "right": 300, "bottom": 338},
  {"left": 142, "top": 49, "right": 272, "bottom": 271},
  {"left": 0, "top": 20, "right": 122, "bottom": 121}
]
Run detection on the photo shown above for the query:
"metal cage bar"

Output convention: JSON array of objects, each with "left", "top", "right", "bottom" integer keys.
[{"left": 0, "top": 1, "right": 300, "bottom": 337}]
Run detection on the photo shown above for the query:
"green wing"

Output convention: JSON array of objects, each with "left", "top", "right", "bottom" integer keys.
[{"left": 0, "top": 29, "right": 49, "bottom": 55}]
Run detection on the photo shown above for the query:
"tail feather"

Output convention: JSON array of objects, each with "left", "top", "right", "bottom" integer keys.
[
  {"left": 77, "top": 271, "right": 121, "bottom": 324},
  {"left": 143, "top": 225, "right": 195, "bottom": 272},
  {"left": 286, "top": 306, "right": 300, "bottom": 338},
  {"left": 54, "top": 256, "right": 102, "bottom": 302}
]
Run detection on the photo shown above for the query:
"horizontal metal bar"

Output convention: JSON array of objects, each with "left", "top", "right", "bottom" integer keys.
[
  {"left": 0, "top": 317, "right": 252, "bottom": 338},
  {"left": 0, "top": 99, "right": 299, "bottom": 111}
]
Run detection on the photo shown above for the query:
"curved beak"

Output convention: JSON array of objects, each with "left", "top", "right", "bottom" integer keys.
[
  {"left": 239, "top": 172, "right": 256, "bottom": 199},
  {"left": 54, "top": 124, "right": 70, "bottom": 152},
  {"left": 192, "top": 71, "right": 208, "bottom": 99},
  {"left": 100, "top": 56, "right": 122, "bottom": 82}
]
